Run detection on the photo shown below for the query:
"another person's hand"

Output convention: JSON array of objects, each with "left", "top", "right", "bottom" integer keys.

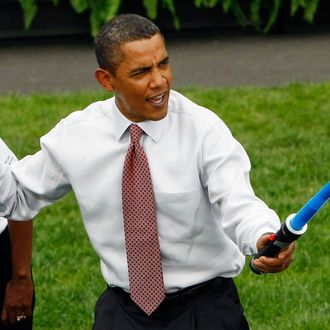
[
  {"left": 1, "top": 276, "right": 34, "bottom": 326},
  {"left": 252, "top": 234, "right": 295, "bottom": 273}
]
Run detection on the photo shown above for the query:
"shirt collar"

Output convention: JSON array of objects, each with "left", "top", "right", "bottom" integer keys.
[{"left": 112, "top": 98, "right": 167, "bottom": 143}]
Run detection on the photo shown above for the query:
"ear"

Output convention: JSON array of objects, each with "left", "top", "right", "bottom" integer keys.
[{"left": 95, "top": 68, "right": 114, "bottom": 92}]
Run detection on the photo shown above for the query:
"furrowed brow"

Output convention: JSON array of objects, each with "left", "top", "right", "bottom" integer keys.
[
  {"left": 128, "top": 56, "right": 170, "bottom": 76},
  {"left": 129, "top": 65, "right": 151, "bottom": 76}
]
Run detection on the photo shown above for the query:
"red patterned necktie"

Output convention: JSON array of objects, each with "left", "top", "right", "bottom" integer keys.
[{"left": 122, "top": 124, "right": 165, "bottom": 315}]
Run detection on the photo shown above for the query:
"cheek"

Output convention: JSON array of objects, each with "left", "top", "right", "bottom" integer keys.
[
  {"left": 119, "top": 81, "right": 145, "bottom": 99},
  {"left": 128, "top": 79, "right": 148, "bottom": 94},
  {"left": 124, "top": 86, "right": 147, "bottom": 109},
  {"left": 165, "top": 67, "right": 173, "bottom": 83}
]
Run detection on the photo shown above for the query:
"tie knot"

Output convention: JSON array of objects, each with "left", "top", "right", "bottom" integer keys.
[{"left": 130, "top": 124, "right": 144, "bottom": 144}]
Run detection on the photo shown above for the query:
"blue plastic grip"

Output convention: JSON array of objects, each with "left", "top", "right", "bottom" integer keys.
[{"left": 290, "top": 181, "right": 330, "bottom": 230}]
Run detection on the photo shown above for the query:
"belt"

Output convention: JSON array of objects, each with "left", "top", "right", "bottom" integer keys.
[
  {"left": 165, "top": 277, "right": 226, "bottom": 300},
  {"left": 110, "top": 277, "right": 227, "bottom": 302}
]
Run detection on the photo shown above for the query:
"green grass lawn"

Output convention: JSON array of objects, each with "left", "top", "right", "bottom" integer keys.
[{"left": 1, "top": 82, "right": 329, "bottom": 329}]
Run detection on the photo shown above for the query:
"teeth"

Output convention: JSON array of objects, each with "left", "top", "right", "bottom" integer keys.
[{"left": 149, "top": 94, "right": 164, "bottom": 104}]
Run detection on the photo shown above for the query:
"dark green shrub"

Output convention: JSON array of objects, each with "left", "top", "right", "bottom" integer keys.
[{"left": 18, "top": 0, "right": 321, "bottom": 35}]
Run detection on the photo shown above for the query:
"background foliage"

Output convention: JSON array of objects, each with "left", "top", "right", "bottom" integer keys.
[{"left": 18, "top": 0, "right": 321, "bottom": 35}]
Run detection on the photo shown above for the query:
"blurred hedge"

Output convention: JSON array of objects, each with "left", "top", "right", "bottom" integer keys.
[{"left": 18, "top": 0, "right": 321, "bottom": 35}]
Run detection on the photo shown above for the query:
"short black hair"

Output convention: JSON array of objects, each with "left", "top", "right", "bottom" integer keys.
[{"left": 94, "top": 14, "right": 162, "bottom": 75}]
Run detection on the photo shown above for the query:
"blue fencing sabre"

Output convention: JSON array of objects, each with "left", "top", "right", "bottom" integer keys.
[{"left": 250, "top": 181, "right": 330, "bottom": 274}]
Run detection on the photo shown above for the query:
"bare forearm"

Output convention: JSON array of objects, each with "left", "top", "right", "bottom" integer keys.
[{"left": 7, "top": 219, "right": 33, "bottom": 279}]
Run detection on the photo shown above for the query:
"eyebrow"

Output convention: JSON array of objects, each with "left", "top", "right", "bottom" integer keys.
[{"left": 128, "top": 56, "right": 170, "bottom": 76}]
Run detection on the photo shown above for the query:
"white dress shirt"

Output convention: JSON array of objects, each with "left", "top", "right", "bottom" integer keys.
[
  {"left": 0, "top": 217, "right": 7, "bottom": 234},
  {"left": 0, "top": 138, "right": 17, "bottom": 234},
  {"left": 0, "top": 90, "right": 280, "bottom": 291}
]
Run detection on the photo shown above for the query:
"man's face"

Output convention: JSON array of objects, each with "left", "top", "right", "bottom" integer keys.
[{"left": 99, "top": 34, "right": 173, "bottom": 122}]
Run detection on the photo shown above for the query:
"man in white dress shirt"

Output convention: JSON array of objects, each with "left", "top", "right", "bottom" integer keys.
[
  {"left": 0, "top": 14, "right": 294, "bottom": 329},
  {"left": 0, "top": 139, "right": 34, "bottom": 329}
]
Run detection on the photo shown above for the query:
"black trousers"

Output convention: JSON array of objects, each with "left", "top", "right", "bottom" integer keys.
[
  {"left": 93, "top": 277, "right": 249, "bottom": 330},
  {"left": 0, "top": 227, "right": 34, "bottom": 330}
]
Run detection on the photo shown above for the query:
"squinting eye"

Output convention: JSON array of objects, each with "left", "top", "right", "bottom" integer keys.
[
  {"left": 132, "top": 69, "right": 148, "bottom": 77},
  {"left": 160, "top": 60, "right": 169, "bottom": 66}
]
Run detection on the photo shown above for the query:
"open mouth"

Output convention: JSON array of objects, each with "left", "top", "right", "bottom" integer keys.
[{"left": 147, "top": 92, "right": 167, "bottom": 105}]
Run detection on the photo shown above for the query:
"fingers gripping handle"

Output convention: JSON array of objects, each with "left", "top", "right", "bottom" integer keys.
[
  {"left": 250, "top": 181, "right": 330, "bottom": 275},
  {"left": 249, "top": 218, "right": 307, "bottom": 274}
]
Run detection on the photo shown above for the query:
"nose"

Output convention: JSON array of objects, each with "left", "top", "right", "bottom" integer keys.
[{"left": 149, "top": 68, "right": 164, "bottom": 88}]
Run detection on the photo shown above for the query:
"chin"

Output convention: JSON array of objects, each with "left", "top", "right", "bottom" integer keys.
[
  {"left": 146, "top": 102, "right": 169, "bottom": 121},
  {"left": 148, "top": 111, "right": 167, "bottom": 121}
]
